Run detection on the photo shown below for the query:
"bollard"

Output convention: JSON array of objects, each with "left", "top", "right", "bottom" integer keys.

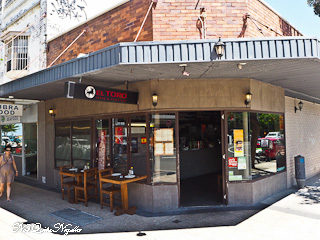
[{"left": 294, "top": 155, "right": 306, "bottom": 189}]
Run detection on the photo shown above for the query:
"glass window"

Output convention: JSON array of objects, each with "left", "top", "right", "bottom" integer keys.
[
  {"left": 95, "top": 119, "right": 110, "bottom": 169},
  {"left": 112, "top": 118, "right": 128, "bottom": 174},
  {"left": 55, "top": 120, "right": 91, "bottom": 168},
  {"left": 24, "top": 123, "right": 38, "bottom": 177},
  {"left": 130, "top": 115, "right": 147, "bottom": 176},
  {"left": 55, "top": 122, "right": 71, "bottom": 167},
  {"left": 227, "top": 112, "right": 285, "bottom": 181},
  {"left": 72, "top": 121, "right": 91, "bottom": 168},
  {"left": 1, "top": 123, "right": 22, "bottom": 154},
  {"left": 5, "top": 36, "right": 29, "bottom": 72},
  {"left": 150, "top": 113, "right": 177, "bottom": 183}
]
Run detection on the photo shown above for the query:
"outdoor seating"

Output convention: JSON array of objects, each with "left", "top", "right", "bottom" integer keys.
[
  {"left": 59, "top": 165, "right": 77, "bottom": 203},
  {"left": 98, "top": 168, "right": 121, "bottom": 212},
  {"left": 75, "top": 168, "right": 98, "bottom": 206}
]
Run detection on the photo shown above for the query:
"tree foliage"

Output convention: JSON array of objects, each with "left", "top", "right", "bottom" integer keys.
[
  {"left": 308, "top": 0, "right": 320, "bottom": 17},
  {"left": 1, "top": 124, "right": 19, "bottom": 134}
]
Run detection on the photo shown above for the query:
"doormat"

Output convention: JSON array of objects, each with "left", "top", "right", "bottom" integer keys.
[{"left": 50, "top": 208, "right": 102, "bottom": 226}]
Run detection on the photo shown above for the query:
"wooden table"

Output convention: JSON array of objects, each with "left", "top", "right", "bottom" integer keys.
[
  {"left": 100, "top": 175, "right": 147, "bottom": 216},
  {"left": 59, "top": 170, "right": 84, "bottom": 203}
]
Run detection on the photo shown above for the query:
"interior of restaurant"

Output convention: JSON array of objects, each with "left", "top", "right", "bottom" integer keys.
[{"left": 179, "top": 111, "right": 223, "bottom": 206}]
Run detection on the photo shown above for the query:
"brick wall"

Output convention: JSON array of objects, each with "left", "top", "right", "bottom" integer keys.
[
  {"left": 47, "top": 0, "right": 302, "bottom": 66},
  {"left": 246, "top": 0, "right": 302, "bottom": 38},
  {"left": 47, "top": 0, "right": 153, "bottom": 66},
  {"left": 152, "top": 0, "right": 247, "bottom": 40},
  {"left": 285, "top": 97, "right": 320, "bottom": 187}
]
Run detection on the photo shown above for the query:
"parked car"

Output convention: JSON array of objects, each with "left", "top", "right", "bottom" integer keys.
[
  {"left": 265, "top": 132, "right": 282, "bottom": 139},
  {"left": 257, "top": 137, "right": 285, "bottom": 161}
]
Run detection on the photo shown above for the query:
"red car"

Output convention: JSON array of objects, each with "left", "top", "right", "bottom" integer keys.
[{"left": 257, "top": 137, "right": 285, "bottom": 160}]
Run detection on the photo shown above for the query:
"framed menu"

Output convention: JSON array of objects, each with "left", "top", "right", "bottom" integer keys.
[{"left": 154, "top": 128, "right": 174, "bottom": 155}]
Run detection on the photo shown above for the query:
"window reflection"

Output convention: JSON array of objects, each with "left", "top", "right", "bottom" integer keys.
[
  {"left": 227, "top": 112, "right": 285, "bottom": 181},
  {"left": 149, "top": 113, "right": 176, "bottom": 183}
]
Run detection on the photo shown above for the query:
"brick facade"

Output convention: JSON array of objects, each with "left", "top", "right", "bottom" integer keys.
[
  {"left": 285, "top": 97, "right": 320, "bottom": 187},
  {"left": 47, "top": 0, "right": 302, "bottom": 66},
  {"left": 47, "top": 0, "right": 153, "bottom": 66}
]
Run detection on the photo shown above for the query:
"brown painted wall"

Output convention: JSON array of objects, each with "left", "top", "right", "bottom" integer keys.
[
  {"left": 47, "top": 0, "right": 153, "bottom": 66},
  {"left": 45, "top": 78, "right": 284, "bottom": 120}
]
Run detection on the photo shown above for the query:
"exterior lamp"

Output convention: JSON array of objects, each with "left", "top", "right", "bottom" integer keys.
[
  {"left": 152, "top": 93, "right": 158, "bottom": 107},
  {"left": 49, "top": 108, "right": 56, "bottom": 117},
  {"left": 295, "top": 100, "right": 303, "bottom": 113},
  {"left": 245, "top": 92, "right": 252, "bottom": 105},
  {"left": 214, "top": 37, "right": 226, "bottom": 59}
]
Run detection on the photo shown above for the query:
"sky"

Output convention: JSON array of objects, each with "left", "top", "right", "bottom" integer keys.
[{"left": 260, "top": 0, "right": 320, "bottom": 38}]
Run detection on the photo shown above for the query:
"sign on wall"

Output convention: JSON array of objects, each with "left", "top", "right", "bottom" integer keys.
[
  {"left": 0, "top": 104, "right": 23, "bottom": 116},
  {"left": 65, "top": 82, "right": 139, "bottom": 105},
  {"left": 0, "top": 116, "right": 21, "bottom": 125}
]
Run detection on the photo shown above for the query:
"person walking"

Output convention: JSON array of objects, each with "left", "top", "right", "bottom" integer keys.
[{"left": 0, "top": 145, "right": 18, "bottom": 201}]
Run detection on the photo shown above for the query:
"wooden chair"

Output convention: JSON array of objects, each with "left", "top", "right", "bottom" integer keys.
[
  {"left": 59, "top": 165, "right": 77, "bottom": 203},
  {"left": 75, "top": 168, "right": 98, "bottom": 206},
  {"left": 99, "top": 168, "right": 121, "bottom": 212}
]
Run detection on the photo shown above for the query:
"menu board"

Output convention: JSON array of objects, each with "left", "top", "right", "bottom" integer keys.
[
  {"left": 154, "top": 128, "right": 174, "bottom": 155},
  {"left": 154, "top": 129, "right": 173, "bottom": 142}
]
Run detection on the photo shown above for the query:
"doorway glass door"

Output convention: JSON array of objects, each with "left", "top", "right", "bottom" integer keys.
[
  {"left": 130, "top": 115, "right": 147, "bottom": 176},
  {"left": 112, "top": 118, "right": 128, "bottom": 173}
]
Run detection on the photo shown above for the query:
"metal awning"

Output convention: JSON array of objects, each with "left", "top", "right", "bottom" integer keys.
[{"left": 0, "top": 36, "right": 320, "bottom": 103}]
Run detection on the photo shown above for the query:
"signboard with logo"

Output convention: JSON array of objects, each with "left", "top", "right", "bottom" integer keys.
[
  {"left": 0, "top": 116, "right": 21, "bottom": 125},
  {"left": 0, "top": 104, "right": 23, "bottom": 116},
  {"left": 65, "top": 82, "right": 139, "bottom": 105}
]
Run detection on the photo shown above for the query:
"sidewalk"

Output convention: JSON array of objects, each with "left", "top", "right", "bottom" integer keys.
[{"left": 0, "top": 174, "right": 319, "bottom": 240}]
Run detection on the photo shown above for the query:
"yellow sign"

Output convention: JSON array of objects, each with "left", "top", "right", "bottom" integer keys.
[{"left": 234, "top": 129, "right": 244, "bottom": 157}]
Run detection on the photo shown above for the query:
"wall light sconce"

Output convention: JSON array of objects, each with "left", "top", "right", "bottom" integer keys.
[
  {"left": 237, "top": 63, "right": 247, "bottom": 70},
  {"left": 245, "top": 92, "right": 252, "bottom": 106},
  {"left": 152, "top": 92, "right": 158, "bottom": 107},
  {"left": 214, "top": 37, "right": 226, "bottom": 59},
  {"left": 295, "top": 100, "right": 303, "bottom": 113},
  {"left": 179, "top": 64, "right": 190, "bottom": 76},
  {"left": 49, "top": 108, "right": 56, "bottom": 117}
]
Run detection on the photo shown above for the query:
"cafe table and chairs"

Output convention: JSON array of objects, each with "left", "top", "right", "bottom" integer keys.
[
  {"left": 100, "top": 173, "right": 147, "bottom": 216},
  {"left": 59, "top": 165, "right": 83, "bottom": 203},
  {"left": 98, "top": 168, "right": 121, "bottom": 212},
  {"left": 75, "top": 167, "right": 98, "bottom": 207}
]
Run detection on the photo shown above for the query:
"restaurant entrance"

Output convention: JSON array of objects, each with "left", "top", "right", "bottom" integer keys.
[{"left": 179, "top": 111, "right": 223, "bottom": 206}]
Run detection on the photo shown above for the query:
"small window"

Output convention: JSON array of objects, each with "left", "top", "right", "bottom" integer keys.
[{"left": 5, "top": 36, "right": 29, "bottom": 72}]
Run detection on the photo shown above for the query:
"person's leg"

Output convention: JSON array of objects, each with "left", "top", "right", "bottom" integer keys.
[
  {"left": 6, "top": 182, "right": 11, "bottom": 201},
  {"left": 0, "top": 183, "right": 5, "bottom": 199}
]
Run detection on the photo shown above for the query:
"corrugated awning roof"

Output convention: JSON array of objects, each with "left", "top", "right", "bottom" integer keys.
[{"left": 0, "top": 36, "right": 320, "bottom": 103}]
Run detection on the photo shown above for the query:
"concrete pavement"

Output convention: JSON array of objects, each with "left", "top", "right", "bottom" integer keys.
[{"left": 0, "top": 174, "right": 319, "bottom": 240}]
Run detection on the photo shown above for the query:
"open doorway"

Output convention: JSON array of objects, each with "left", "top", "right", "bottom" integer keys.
[{"left": 179, "top": 111, "right": 223, "bottom": 206}]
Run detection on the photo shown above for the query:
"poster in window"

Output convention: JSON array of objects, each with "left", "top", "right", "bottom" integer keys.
[
  {"left": 115, "top": 127, "right": 123, "bottom": 144},
  {"left": 98, "top": 130, "right": 106, "bottom": 170},
  {"left": 237, "top": 157, "right": 247, "bottom": 170},
  {"left": 228, "top": 157, "right": 238, "bottom": 168},
  {"left": 131, "top": 138, "right": 138, "bottom": 153},
  {"left": 234, "top": 129, "right": 244, "bottom": 157},
  {"left": 164, "top": 142, "right": 174, "bottom": 155},
  {"left": 155, "top": 143, "right": 164, "bottom": 155}
]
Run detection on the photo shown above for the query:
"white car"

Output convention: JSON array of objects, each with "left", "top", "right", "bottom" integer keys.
[{"left": 265, "top": 132, "right": 282, "bottom": 139}]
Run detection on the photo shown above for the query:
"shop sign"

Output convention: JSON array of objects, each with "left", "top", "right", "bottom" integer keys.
[
  {"left": 0, "top": 116, "right": 21, "bottom": 125},
  {"left": 0, "top": 104, "right": 23, "bottom": 116},
  {"left": 65, "top": 82, "right": 139, "bottom": 104},
  {"left": 228, "top": 157, "right": 238, "bottom": 168}
]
